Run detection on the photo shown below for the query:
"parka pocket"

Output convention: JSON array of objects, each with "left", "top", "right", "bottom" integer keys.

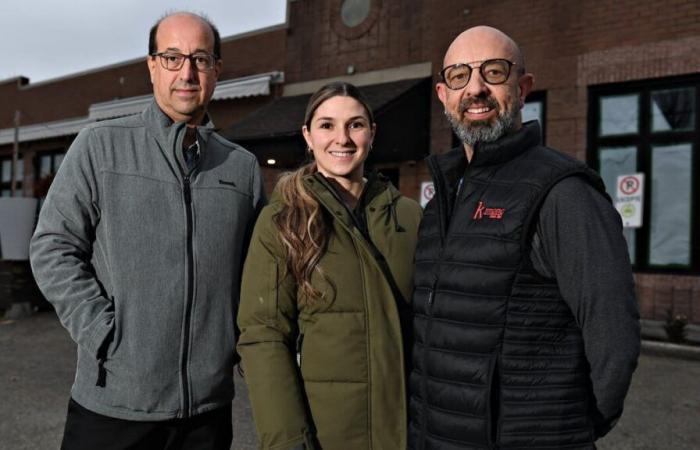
[{"left": 107, "top": 295, "right": 122, "bottom": 359}]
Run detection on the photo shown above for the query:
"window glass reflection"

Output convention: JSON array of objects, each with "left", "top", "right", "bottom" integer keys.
[
  {"left": 649, "top": 143, "right": 692, "bottom": 266},
  {"left": 651, "top": 87, "right": 695, "bottom": 132},
  {"left": 600, "top": 146, "right": 638, "bottom": 263},
  {"left": 600, "top": 94, "right": 639, "bottom": 136},
  {"left": 522, "top": 101, "right": 543, "bottom": 126},
  {"left": 40, "top": 155, "right": 53, "bottom": 177},
  {"left": 0, "top": 160, "right": 9, "bottom": 183}
]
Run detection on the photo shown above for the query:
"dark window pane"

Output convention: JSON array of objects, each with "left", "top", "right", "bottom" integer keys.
[
  {"left": 522, "top": 100, "right": 543, "bottom": 127},
  {"left": 16, "top": 159, "right": 24, "bottom": 179},
  {"left": 1, "top": 160, "right": 9, "bottom": 183},
  {"left": 54, "top": 153, "right": 65, "bottom": 170},
  {"left": 651, "top": 87, "right": 696, "bottom": 132},
  {"left": 39, "top": 155, "right": 53, "bottom": 177}
]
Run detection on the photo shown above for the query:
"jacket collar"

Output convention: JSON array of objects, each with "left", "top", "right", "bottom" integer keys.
[
  {"left": 305, "top": 171, "right": 400, "bottom": 210},
  {"left": 142, "top": 99, "right": 215, "bottom": 178}
]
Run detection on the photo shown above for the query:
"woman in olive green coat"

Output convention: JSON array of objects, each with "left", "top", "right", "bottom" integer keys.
[{"left": 237, "top": 82, "right": 422, "bottom": 450}]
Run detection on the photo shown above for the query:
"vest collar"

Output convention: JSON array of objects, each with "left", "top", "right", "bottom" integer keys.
[
  {"left": 429, "top": 120, "right": 543, "bottom": 186},
  {"left": 471, "top": 120, "right": 542, "bottom": 167}
]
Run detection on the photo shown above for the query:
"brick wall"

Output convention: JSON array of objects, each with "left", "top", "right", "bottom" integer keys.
[
  {"left": 2, "top": 0, "right": 700, "bottom": 325},
  {"left": 0, "top": 26, "right": 287, "bottom": 129}
]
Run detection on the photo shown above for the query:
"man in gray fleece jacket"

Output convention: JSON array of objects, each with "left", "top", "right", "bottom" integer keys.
[{"left": 29, "top": 11, "right": 264, "bottom": 450}]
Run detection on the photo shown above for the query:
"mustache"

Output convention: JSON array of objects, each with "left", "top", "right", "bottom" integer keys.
[
  {"left": 172, "top": 83, "right": 201, "bottom": 91},
  {"left": 458, "top": 95, "right": 498, "bottom": 114}
]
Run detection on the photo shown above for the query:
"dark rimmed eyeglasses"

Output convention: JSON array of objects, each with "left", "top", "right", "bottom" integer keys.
[
  {"left": 150, "top": 52, "right": 219, "bottom": 72},
  {"left": 439, "top": 59, "right": 517, "bottom": 90}
]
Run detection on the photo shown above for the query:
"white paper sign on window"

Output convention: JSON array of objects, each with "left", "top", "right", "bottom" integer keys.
[{"left": 615, "top": 173, "right": 644, "bottom": 228}]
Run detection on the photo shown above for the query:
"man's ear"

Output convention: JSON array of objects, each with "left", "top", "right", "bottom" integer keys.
[
  {"left": 517, "top": 73, "right": 535, "bottom": 108},
  {"left": 436, "top": 82, "right": 449, "bottom": 108},
  {"left": 214, "top": 59, "right": 223, "bottom": 81},
  {"left": 147, "top": 56, "right": 157, "bottom": 84}
]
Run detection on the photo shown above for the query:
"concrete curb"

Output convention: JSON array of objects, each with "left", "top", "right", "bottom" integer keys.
[{"left": 641, "top": 340, "right": 700, "bottom": 361}]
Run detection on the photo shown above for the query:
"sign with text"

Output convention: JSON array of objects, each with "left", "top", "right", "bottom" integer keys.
[
  {"left": 420, "top": 182, "right": 435, "bottom": 208},
  {"left": 615, "top": 173, "right": 644, "bottom": 228}
]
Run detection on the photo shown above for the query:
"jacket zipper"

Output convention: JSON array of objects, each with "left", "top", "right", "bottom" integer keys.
[{"left": 180, "top": 174, "right": 194, "bottom": 417}]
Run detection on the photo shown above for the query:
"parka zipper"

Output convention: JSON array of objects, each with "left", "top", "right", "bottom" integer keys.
[
  {"left": 310, "top": 174, "right": 408, "bottom": 447},
  {"left": 312, "top": 175, "right": 407, "bottom": 304},
  {"left": 180, "top": 174, "right": 194, "bottom": 417}
]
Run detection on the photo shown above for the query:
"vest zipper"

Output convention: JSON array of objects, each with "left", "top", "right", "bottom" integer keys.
[
  {"left": 419, "top": 274, "right": 439, "bottom": 450},
  {"left": 180, "top": 175, "right": 194, "bottom": 417}
]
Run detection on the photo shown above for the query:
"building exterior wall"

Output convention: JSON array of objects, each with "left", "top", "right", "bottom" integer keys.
[{"left": 1, "top": 0, "right": 699, "bottom": 330}]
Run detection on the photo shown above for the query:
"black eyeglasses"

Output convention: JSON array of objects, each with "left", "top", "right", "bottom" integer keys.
[
  {"left": 150, "top": 52, "right": 218, "bottom": 72},
  {"left": 439, "top": 59, "right": 517, "bottom": 90}
]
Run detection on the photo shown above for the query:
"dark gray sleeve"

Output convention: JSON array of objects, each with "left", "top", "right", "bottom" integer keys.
[
  {"left": 531, "top": 175, "right": 640, "bottom": 438},
  {"left": 29, "top": 128, "right": 114, "bottom": 359}
]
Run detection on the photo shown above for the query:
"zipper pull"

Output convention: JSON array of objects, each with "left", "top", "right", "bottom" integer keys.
[
  {"left": 183, "top": 176, "right": 191, "bottom": 204},
  {"left": 428, "top": 275, "right": 438, "bottom": 308}
]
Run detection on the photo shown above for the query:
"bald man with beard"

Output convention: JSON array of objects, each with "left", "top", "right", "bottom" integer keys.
[{"left": 408, "top": 26, "right": 640, "bottom": 449}]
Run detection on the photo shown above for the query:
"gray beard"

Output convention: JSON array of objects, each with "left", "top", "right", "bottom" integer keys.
[{"left": 446, "top": 107, "right": 518, "bottom": 147}]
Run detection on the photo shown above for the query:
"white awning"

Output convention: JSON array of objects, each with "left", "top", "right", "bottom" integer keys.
[
  {"left": 89, "top": 71, "right": 284, "bottom": 121},
  {"left": 0, "top": 71, "right": 284, "bottom": 145},
  {"left": 0, "top": 116, "right": 93, "bottom": 146},
  {"left": 88, "top": 94, "right": 152, "bottom": 121}
]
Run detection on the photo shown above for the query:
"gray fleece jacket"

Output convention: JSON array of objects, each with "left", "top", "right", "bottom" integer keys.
[{"left": 30, "top": 100, "right": 265, "bottom": 420}]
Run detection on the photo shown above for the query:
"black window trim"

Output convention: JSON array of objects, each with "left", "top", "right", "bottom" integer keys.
[
  {"left": 524, "top": 90, "right": 547, "bottom": 145},
  {"left": 34, "top": 150, "right": 66, "bottom": 180},
  {"left": 0, "top": 154, "right": 24, "bottom": 196},
  {"left": 588, "top": 73, "right": 700, "bottom": 274}
]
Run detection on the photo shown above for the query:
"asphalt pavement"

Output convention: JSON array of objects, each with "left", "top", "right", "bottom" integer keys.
[{"left": 1, "top": 311, "right": 699, "bottom": 450}]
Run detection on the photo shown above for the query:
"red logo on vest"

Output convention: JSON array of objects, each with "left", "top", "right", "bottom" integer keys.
[{"left": 473, "top": 201, "right": 506, "bottom": 220}]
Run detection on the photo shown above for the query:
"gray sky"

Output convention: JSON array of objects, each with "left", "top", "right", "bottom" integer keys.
[{"left": 0, "top": 0, "right": 287, "bottom": 83}]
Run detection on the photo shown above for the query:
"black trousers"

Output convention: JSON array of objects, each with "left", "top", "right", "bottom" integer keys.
[{"left": 61, "top": 398, "right": 232, "bottom": 450}]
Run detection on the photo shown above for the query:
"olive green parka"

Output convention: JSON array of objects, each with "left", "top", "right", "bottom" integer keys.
[{"left": 237, "top": 172, "right": 422, "bottom": 449}]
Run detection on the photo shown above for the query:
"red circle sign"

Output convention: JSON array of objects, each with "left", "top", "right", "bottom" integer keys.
[
  {"left": 619, "top": 176, "right": 640, "bottom": 196},
  {"left": 423, "top": 183, "right": 435, "bottom": 200}
]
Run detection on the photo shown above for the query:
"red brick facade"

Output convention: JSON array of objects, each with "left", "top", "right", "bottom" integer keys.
[{"left": 1, "top": 0, "right": 699, "bottom": 328}]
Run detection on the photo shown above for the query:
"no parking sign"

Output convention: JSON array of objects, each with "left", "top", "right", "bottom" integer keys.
[
  {"left": 420, "top": 182, "right": 435, "bottom": 208},
  {"left": 615, "top": 173, "right": 644, "bottom": 228}
]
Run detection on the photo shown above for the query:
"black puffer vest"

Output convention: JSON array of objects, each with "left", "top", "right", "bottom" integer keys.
[{"left": 408, "top": 122, "right": 607, "bottom": 450}]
